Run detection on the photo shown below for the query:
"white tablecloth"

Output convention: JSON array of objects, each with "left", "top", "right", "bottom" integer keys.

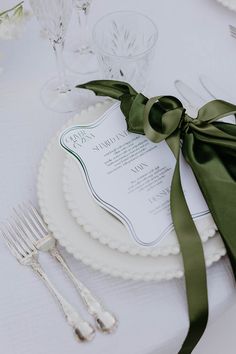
[{"left": 0, "top": 1, "right": 236, "bottom": 353}]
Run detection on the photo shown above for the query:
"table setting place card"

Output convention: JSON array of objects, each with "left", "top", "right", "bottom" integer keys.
[{"left": 60, "top": 103, "right": 210, "bottom": 247}]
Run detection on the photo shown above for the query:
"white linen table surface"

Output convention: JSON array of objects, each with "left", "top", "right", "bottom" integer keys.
[{"left": 0, "top": 0, "right": 236, "bottom": 353}]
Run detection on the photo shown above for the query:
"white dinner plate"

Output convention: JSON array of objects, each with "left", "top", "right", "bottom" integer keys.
[
  {"left": 63, "top": 157, "right": 219, "bottom": 257},
  {"left": 62, "top": 102, "right": 218, "bottom": 257},
  {"left": 37, "top": 101, "right": 226, "bottom": 281}
]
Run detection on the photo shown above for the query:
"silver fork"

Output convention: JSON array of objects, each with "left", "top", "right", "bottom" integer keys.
[
  {"left": 229, "top": 24, "right": 236, "bottom": 39},
  {"left": 0, "top": 219, "right": 95, "bottom": 342},
  {"left": 14, "top": 203, "right": 117, "bottom": 333}
]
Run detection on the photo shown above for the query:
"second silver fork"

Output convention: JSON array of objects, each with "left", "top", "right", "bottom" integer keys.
[
  {"left": 1, "top": 221, "right": 95, "bottom": 342},
  {"left": 15, "top": 203, "right": 117, "bottom": 333}
]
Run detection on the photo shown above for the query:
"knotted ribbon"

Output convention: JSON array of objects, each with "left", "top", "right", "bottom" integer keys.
[{"left": 77, "top": 80, "right": 236, "bottom": 354}]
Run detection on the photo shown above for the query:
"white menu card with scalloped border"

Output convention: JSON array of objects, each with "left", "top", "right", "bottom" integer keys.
[{"left": 60, "top": 103, "right": 209, "bottom": 246}]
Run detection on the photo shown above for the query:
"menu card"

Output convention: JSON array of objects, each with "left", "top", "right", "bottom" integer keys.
[{"left": 60, "top": 103, "right": 209, "bottom": 246}]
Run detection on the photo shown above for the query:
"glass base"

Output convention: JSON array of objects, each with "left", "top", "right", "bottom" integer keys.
[
  {"left": 40, "top": 75, "right": 106, "bottom": 113},
  {"left": 40, "top": 76, "right": 81, "bottom": 113},
  {"left": 64, "top": 42, "right": 99, "bottom": 75}
]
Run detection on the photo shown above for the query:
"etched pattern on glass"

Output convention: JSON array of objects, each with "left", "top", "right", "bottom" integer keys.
[
  {"left": 30, "top": 0, "right": 72, "bottom": 45},
  {"left": 94, "top": 12, "right": 158, "bottom": 91}
]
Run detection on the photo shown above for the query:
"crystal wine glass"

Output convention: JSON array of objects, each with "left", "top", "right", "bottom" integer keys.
[
  {"left": 30, "top": 0, "right": 76, "bottom": 113},
  {"left": 93, "top": 11, "right": 158, "bottom": 92},
  {"left": 64, "top": 0, "right": 98, "bottom": 74}
]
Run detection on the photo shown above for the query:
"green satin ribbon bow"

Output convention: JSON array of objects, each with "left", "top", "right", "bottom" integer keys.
[{"left": 77, "top": 80, "right": 236, "bottom": 354}]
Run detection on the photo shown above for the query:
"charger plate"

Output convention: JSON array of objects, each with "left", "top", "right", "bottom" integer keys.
[{"left": 37, "top": 101, "right": 226, "bottom": 281}]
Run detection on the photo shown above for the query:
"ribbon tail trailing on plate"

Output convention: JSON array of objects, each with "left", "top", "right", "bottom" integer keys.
[{"left": 77, "top": 80, "right": 236, "bottom": 354}]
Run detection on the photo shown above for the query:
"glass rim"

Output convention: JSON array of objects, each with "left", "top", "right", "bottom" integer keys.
[{"left": 92, "top": 10, "right": 158, "bottom": 60}]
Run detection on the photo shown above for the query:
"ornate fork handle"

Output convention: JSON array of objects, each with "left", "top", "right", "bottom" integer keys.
[
  {"left": 50, "top": 247, "right": 117, "bottom": 333},
  {"left": 29, "top": 257, "right": 95, "bottom": 341}
]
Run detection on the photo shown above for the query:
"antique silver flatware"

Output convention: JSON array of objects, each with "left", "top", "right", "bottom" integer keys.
[
  {"left": 13, "top": 203, "right": 117, "bottom": 334},
  {"left": 0, "top": 218, "right": 95, "bottom": 342},
  {"left": 175, "top": 78, "right": 236, "bottom": 125},
  {"left": 199, "top": 74, "right": 236, "bottom": 124},
  {"left": 174, "top": 79, "right": 206, "bottom": 116}
]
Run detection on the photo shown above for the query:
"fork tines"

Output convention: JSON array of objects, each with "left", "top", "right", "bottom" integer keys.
[
  {"left": 0, "top": 203, "right": 47, "bottom": 262},
  {"left": 1, "top": 219, "right": 36, "bottom": 263},
  {"left": 229, "top": 24, "right": 236, "bottom": 38},
  {"left": 14, "top": 203, "right": 48, "bottom": 243}
]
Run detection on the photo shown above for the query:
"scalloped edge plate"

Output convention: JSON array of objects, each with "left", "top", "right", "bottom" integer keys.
[
  {"left": 61, "top": 101, "right": 218, "bottom": 257},
  {"left": 63, "top": 157, "right": 218, "bottom": 257},
  {"left": 37, "top": 101, "right": 226, "bottom": 281}
]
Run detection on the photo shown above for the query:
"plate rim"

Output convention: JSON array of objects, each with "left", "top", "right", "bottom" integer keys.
[
  {"left": 63, "top": 157, "right": 219, "bottom": 257},
  {"left": 61, "top": 103, "right": 218, "bottom": 257},
  {"left": 37, "top": 101, "right": 226, "bottom": 281}
]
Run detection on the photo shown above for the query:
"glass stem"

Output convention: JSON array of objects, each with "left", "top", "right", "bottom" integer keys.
[
  {"left": 76, "top": 5, "right": 91, "bottom": 53},
  {"left": 52, "top": 41, "right": 69, "bottom": 93}
]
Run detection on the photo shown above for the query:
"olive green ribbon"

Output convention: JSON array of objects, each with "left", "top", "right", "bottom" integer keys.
[{"left": 77, "top": 80, "right": 236, "bottom": 354}]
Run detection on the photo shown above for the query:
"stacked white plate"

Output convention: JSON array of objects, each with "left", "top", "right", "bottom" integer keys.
[{"left": 37, "top": 100, "right": 226, "bottom": 281}]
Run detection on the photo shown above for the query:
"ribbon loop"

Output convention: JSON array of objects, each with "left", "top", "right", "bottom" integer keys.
[{"left": 77, "top": 80, "right": 236, "bottom": 354}]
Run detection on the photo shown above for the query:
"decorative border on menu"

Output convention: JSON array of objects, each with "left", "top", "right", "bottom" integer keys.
[{"left": 60, "top": 103, "right": 210, "bottom": 247}]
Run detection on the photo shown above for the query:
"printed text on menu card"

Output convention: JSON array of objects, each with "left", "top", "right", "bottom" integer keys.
[{"left": 61, "top": 103, "right": 209, "bottom": 246}]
